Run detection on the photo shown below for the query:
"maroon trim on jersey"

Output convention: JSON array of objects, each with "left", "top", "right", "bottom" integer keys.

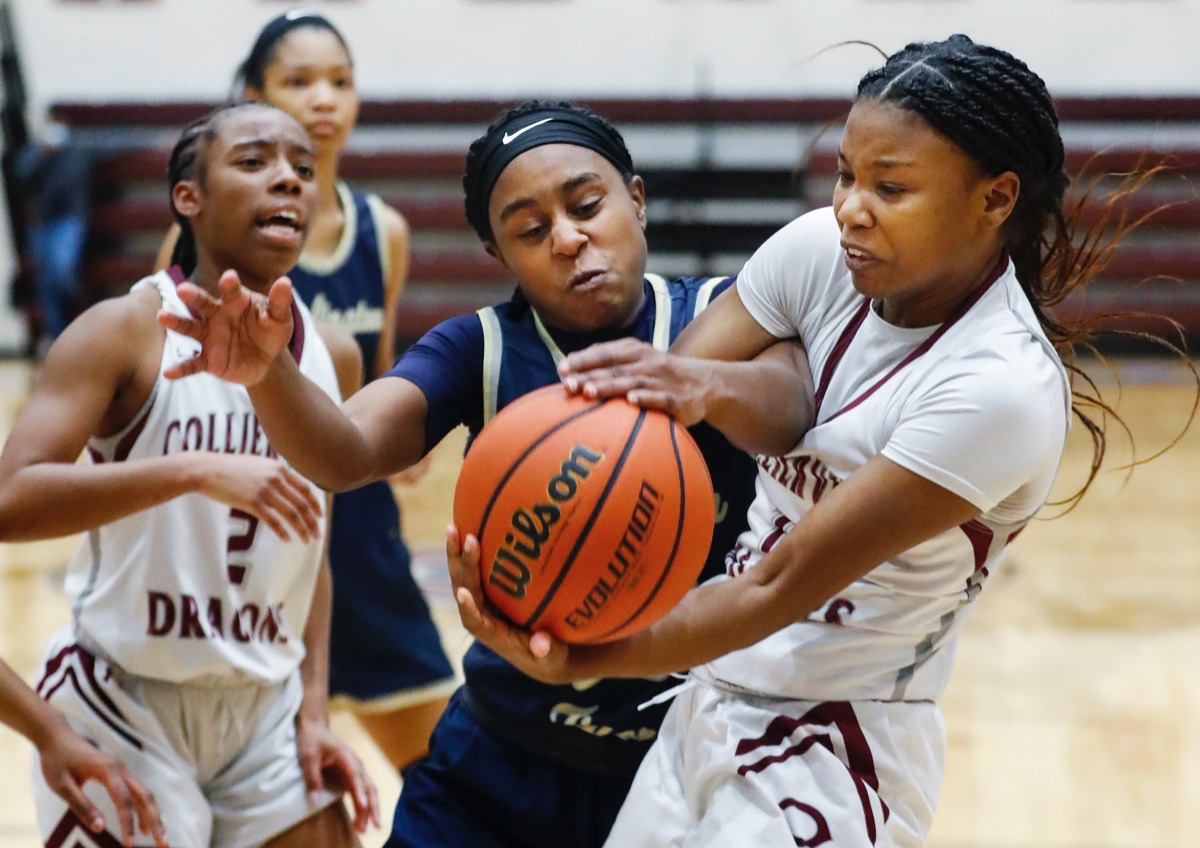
[
  {"left": 166, "top": 265, "right": 186, "bottom": 285},
  {"left": 959, "top": 519, "right": 995, "bottom": 575},
  {"left": 45, "top": 810, "right": 136, "bottom": 848},
  {"left": 112, "top": 393, "right": 156, "bottom": 463},
  {"left": 288, "top": 298, "right": 305, "bottom": 364},
  {"left": 816, "top": 253, "right": 1009, "bottom": 425},
  {"left": 813, "top": 299, "right": 870, "bottom": 416},
  {"left": 87, "top": 447, "right": 105, "bottom": 464},
  {"left": 777, "top": 799, "right": 833, "bottom": 847},
  {"left": 736, "top": 702, "right": 889, "bottom": 842},
  {"left": 37, "top": 645, "right": 143, "bottom": 752}
]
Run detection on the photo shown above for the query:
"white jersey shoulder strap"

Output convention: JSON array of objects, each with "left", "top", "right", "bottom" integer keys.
[
  {"left": 478, "top": 306, "right": 503, "bottom": 425},
  {"left": 693, "top": 276, "right": 729, "bottom": 319},
  {"left": 364, "top": 190, "right": 393, "bottom": 282},
  {"left": 644, "top": 273, "right": 672, "bottom": 351}
]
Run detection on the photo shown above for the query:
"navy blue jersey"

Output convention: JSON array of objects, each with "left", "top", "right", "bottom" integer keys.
[
  {"left": 289, "top": 183, "right": 390, "bottom": 375},
  {"left": 289, "top": 183, "right": 454, "bottom": 705},
  {"left": 387, "top": 274, "right": 757, "bottom": 774}
]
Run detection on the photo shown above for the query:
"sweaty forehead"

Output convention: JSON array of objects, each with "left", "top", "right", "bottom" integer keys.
[{"left": 842, "top": 100, "right": 960, "bottom": 163}]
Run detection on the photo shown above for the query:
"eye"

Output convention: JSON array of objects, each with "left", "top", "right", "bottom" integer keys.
[
  {"left": 836, "top": 169, "right": 854, "bottom": 186},
  {"left": 295, "top": 162, "right": 316, "bottom": 179},
  {"left": 876, "top": 182, "right": 905, "bottom": 197},
  {"left": 334, "top": 76, "right": 353, "bottom": 89},
  {"left": 238, "top": 156, "right": 263, "bottom": 170},
  {"left": 283, "top": 75, "right": 308, "bottom": 88},
  {"left": 517, "top": 223, "right": 547, "bottom": 240},
  {"left": 574, "top": 197, "right": 602, "bottom": 218}
]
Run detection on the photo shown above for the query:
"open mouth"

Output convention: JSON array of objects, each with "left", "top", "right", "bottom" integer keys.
[{"left": 257, "top": 209, "right": 304, "bottom": 242}]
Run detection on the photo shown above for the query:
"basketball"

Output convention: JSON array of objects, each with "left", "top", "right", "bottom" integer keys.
[{"left": 453, "top": 384, "right": 716, "bottom": 644}]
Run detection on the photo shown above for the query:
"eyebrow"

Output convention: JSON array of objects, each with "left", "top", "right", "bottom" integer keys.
[
  {"left": 229, "top": 137, "right": 315, "bottom": 158},
  {"left": 276, "top": 62, "right": 353, "bottom": 72},
  {"left": 497, "top": 171, "right": 603, "bottom": 223},
  {"left": 837, "top": 149, "right": 915, "bottom": 169}
]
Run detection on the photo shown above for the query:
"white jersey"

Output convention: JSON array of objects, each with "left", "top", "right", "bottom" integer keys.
[
  {"left": 63, "top": 270, "right": 340, "bottom": 685},
  {"left": 700, "top": 207, "right": 1070, "bottom": 702}
]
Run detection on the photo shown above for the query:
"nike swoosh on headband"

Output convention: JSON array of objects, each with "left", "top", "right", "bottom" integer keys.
[{"left": 502, "top": 118, "right": 554, "bottom": 144}]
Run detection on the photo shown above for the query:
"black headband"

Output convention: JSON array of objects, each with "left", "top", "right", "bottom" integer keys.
[{"left": 463, "top": 107, "right": 634, "bottom": 240}]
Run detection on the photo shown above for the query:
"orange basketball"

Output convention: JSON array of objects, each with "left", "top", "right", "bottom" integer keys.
[{"left": 453, "top": 384, "right": 715, "bottom": 644}]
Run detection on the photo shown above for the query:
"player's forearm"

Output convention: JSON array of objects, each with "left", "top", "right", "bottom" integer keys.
[
  {"left": 575, "top": 565, "right": 806, "bottom": 681},
  {"left": 701, "top": 353, "right": 814, "bottom": 456},
  {"left": 0, "top": 660, "right": 69, "bottom": 750},
  {"left": 298, "top": 555, "right": 333, "bottom": 723},
  {"left": 0, "top": 453, "right": 207, "bottom": 541},
  {"left": 247, "top": 352, "right": 377, "bottom": 491}
]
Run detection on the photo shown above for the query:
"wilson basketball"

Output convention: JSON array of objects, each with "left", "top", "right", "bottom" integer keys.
[{"left": 453, "top": 384, "right": 716, "bottom": 644}]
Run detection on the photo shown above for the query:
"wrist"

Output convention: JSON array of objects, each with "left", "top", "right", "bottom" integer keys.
[
  {"left": 177, "top": 451, "right": 209, "bottom": 496},
  {"left": 25, "top": 704, "right": 72, "bottom": 751},
  {"left": 298, "top": 685, "right": 329, "bottom": 725},
  {"left": 697, "top": 360, "right": 731, "bottom": 425}
]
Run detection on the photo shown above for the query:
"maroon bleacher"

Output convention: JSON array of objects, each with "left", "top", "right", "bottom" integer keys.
[{"left": 56, "top": 96, "right": 1200, "bottom": 345}]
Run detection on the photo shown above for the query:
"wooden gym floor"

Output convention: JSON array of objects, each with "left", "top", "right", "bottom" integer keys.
[{"left": 0, "top": 357, "right": 1197, "bottom": 848}]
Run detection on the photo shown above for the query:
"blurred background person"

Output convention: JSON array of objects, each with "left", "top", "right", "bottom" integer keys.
[{"left": 15, "top": 118, "right": 89, "bottom": 357}]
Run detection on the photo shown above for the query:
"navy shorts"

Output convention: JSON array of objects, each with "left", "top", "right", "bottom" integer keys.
[
  {"left": 387, "top": 690, "right": 642, "bottom": 848},
  {"left": 328, "top": 481, "right": 455, "bottom": 707}
]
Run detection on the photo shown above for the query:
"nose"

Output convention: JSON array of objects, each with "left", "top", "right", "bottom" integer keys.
[
  {"left": 271, "top": 158, "right": 303, "bottom": 195},
  {"left": 311, "top": 78, "right": 336, "bottom": 112},
  {"left": 834, "top": 184, "right": 873, "bottom": 230},
  {"left": 549, "top": 214, "right": 586, "bottom": 257}
]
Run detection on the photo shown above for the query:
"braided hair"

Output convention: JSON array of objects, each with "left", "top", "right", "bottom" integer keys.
[
  {"left": 856, "top": 34, "right": 1188, "bottom": 505},
  {"left": 167, "top": 102, "right": 278, "bottom": 275}
]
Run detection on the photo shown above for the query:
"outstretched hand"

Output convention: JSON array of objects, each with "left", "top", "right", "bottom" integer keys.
[
  {"left": 157, "top": 270, "right": 295, "bottom": 386},
  {"left": 446, "top": 526, "right": 576, "bottom": 685},
  {"left": 295, "top": 715, "right": 381, "bottom": 833},
  {"left": 38, "top": 725, "right": 167, "bottom": 848},
  {"left": 557, "top": 339, "right": 713, "bottom": 426}
]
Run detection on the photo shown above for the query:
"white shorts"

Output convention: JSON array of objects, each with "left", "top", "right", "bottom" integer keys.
[
  {"left": 31, "top": 629, "right": 337, "bottom": 848},
  {"left": 604, "top": 683, "right": 945, "bottom": 848}
]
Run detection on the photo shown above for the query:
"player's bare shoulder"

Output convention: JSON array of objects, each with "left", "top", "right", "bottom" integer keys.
[
  {"left": 372, "top": 198, "right": 410, "bottom": 248},
  {"left": 39, "top": 285, "right": 167, "bottom": 436}
]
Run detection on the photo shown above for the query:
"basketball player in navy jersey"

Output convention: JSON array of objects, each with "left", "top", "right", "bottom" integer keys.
[
  {"left": 1, "top": 102, "right": 378, "bottom": 846},
  {"left": 157, "top": 100, "right": 812, "bottom": 848},
  {"left": 156, "top": 10, "right": 455, "bottom": 772}
]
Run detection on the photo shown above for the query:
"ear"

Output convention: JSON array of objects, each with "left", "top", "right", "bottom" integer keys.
[
  {"left": 626, "top": 175, "right": 648, "bottom": 231},
  {"left": 483, "top": 240, "right": 512, "bottom": 274},
  {"left": 981, "top": 171, "right": 1020, "bottom": 230},
  {"left": 244, "top": 87, "right": 265, "bottom": 103},
  {"left": 172, "top": 180, "right": 203, "bottom": 220}
]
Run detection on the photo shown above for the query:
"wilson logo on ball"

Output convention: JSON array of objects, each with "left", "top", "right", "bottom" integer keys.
[
  {"left": 454, "top": 385, "right": 715, "bottom": 644},
  {"left": 488, "top": 444, "right": 604, "bottom": 600}
]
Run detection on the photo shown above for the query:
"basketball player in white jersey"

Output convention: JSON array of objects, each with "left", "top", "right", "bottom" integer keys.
[
  {"left": 449, "top": 36, "right": 1152, "bottom": 847},
  {"left": 0, "top": 102, "right": 377, "bottom": 846}
]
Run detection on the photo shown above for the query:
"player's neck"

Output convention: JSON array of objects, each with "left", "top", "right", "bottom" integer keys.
[{"left": 314, "top": 154, "right": 341, "bottom": 210}]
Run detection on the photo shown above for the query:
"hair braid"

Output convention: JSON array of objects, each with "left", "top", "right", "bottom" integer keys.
[{"left": 855, "top": 34, "right": 1191, "bottom": 506}]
